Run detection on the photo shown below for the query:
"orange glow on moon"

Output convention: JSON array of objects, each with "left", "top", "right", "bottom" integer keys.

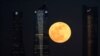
[{"left": 49, "top": 22, "right": 71, "bottom": 43}]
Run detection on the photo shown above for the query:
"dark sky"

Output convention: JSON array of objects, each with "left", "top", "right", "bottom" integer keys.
[{"left": 0, "top": 0, "right": 99, "bottom": 56}]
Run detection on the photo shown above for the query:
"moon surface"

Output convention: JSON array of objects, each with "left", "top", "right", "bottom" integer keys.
[{"left": 48, "top": 22, "right": 71, "bottom": 43}]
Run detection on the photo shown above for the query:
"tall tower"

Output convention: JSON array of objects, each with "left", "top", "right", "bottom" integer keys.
[
  {"left": 83, "top": 6, "right": 98, "bottom": 56},
  {"left": 9, "top": 11, "right": 25, "bottom": 56},
  {"left": 33, "top": 5, "right": 49, "bottom": 56}
]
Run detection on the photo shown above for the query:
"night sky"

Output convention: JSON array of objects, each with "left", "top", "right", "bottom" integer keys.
[{"left": 0, "top": 0, "right": 100, "bottom": 56}]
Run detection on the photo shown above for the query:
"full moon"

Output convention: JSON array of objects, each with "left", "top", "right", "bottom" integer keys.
[{"left": 48, "top": 22, "right": 71, "bottom": 43}]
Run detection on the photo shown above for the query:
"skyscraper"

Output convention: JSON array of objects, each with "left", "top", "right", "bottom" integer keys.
[
  {"left": 9, "top": 11, "right": 25, "bottom": 56},
  {"left": 83, "top": 6, "right": 98, "bottom": 56},
  {"left": 33, "top": 5, "right": 49, "bottom": 56}
]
